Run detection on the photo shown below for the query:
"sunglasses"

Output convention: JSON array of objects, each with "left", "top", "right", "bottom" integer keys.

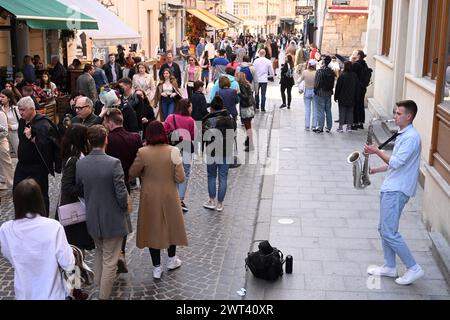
[{"left": 75, "top": 105, "right": 89, "bottom": 111}]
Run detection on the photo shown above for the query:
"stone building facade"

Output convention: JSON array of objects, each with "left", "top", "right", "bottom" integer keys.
[{"left": 321, "top": 0, "right": 369, "bottom": 56}]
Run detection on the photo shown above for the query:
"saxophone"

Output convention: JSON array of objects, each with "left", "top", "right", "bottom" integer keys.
[{"left": 347, "top": 121, "right": 373, "bottom": 189}]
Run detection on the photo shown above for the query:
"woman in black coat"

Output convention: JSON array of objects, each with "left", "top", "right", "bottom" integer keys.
[
  {"left": 351, "top": 50, "right": 370, "bottom": 129},
  {"left": 279, "top": 54, "right": 295, "bottom": 109},
  {"left": 189, "top": 80, "right": 209, "bottom": 121},
  {"left": 335, "top": 61, "right": 359, "bottom": 133},
  {"left": 57, "top": 124, "right": 95, "bottom": 251}
]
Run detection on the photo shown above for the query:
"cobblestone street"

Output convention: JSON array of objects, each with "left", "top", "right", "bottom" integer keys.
[{"left": 0, "top": 99, "right": 274, "bottom": 300}]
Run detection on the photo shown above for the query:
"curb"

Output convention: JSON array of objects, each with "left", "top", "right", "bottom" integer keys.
[
  {"left": 243, "top": 108, "right": 279, "bottom": 300},
  {"left": 430, "top": 232, "right": 450, "bottom": 288}
]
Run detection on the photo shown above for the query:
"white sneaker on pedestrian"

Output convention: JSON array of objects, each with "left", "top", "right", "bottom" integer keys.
[
  {"left": 203, "top": 200, "right": 216, "bottom": 210},
  {"left": 216, "top": 203, "right": 224, "bottom": 212},
  {"left": 367, "top": 264, "right": 398, "bottom": 277},
  {"left": 395, "top": 265, "right": 424, "bottom": 285},
  {"left": 153, "top": 266, "right": 163, "bottom": 279},
  {"left": 167, "top": 256, "right": 182, "bottom": 270}
]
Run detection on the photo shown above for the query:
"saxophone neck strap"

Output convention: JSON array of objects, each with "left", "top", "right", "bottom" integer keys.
[{"left": 378, "top": 131, "right": 401, "bottom": 150}]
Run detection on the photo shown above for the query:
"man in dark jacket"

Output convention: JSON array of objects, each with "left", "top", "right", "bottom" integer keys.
[
  {"left": 14, "top": 96, "right": 62, "bottom": 215},
  {"left": 76, "top": 64, "right": 98, "bottom": 103},
  {"left": 103, "top": 54, "right": 123, "bottom": 83},
  {"left": 158, "top": 51, "right": 182, "bottom": 87},
  {"left": 50, "top": 55, "right": 67, "bottom": 90},
  {"left": 105, "top": 108, "right": 142, "bottom": 274},
  {"left": 23, "top": 55, "right": 37, "bottom": 84},
  {"left": 202, "top": 96, "right": 236, "bottom": 212},
  {"left": 118, "top": 78, "right": 141, "bottom": 133},
  {"left": 314, "top": 55, "right": 336, "bottom": 133},
  {"left": 71, "top": 96, "right": 103, "bottom": 127},
  {"left": 190, "top": 81, "right": 209, "bottom": 121}
]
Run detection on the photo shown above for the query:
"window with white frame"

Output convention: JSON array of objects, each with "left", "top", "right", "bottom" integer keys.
[
  {"left": 234, "top": 3, "right": 239, "bottom": 16},
  {"left": 243, "top": 4, "right": 249, "bottom": 16}
]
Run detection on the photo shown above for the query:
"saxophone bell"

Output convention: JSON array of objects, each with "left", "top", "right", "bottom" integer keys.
[
  {"left": 348, "top": 121, "right": 374, "bottom": 189},
  {"left": 347, "top": 151, "right": 366, "bottom": 189}
]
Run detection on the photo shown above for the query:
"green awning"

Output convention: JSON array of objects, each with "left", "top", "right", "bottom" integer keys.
[{"left": 0, "top": 0, "right": 98, "bottom": 30}]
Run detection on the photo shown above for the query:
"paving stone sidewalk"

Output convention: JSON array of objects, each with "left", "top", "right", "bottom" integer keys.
[{"left": 244, "top": 85, "right": 450, "bottom": 300}]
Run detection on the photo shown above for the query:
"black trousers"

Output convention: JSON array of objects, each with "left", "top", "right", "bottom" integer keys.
[
  {"left": 149, "top": 246, "right": 176, "bottom": 266},
  {"left": 280, "top": 83, "right": 294, "bottom": 106},
  {"left": 13, "top": 162, "right": 50, "bottom": 216},
  {"left": 187, "top": 86, "right": 194, "bottom": 100},
  {"left": 353, "top": 88, "right": 366, "bottom": 124}
]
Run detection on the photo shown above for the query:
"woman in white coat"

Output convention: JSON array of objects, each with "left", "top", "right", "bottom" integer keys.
[
  {"left": 0, "top": 89, "right": 20, "bottom": 154},
  {"left": 132, "top": 62, "right": 156, "bottom": 103},
  {"left": 0, "top": 99, "right": 14, "bottom": 189},
  {"left": 0, "top": 179, "right": 75, "bottom": 300}
]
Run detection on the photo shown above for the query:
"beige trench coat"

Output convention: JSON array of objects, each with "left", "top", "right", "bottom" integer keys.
[{"left": 129, "top": 144, "right": 187, "bottom": 249}]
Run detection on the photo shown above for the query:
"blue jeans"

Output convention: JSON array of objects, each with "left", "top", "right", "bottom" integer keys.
[
  {"left": 316, "top": 95, "right": 333, "bottom": 130},
  {"left": 304, "top": 88, "right": 317, "bottom": 129},
  {"left": 255, "top": 82, "right": 268, "bottom": 110},
  {"left": 161, "top": 97, "right": 175, "bottom": 121},
  {"left": 379, "top": 192, "right": 417, "bottom": 269},
  {"left": 207, "top": 161, "right": 230, "bottom": 203},
  {"left": 177, "top": 152, "right": 192, "bottom": 200}
]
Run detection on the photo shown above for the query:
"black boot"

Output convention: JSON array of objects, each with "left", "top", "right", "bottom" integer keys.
[{"left": 244, "top": 137, "right": 249, "bottom": 147}]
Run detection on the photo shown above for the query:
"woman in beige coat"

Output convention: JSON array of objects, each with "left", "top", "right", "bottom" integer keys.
[{"left": 129, "top": 121, "right": 187, "bottom": 280}]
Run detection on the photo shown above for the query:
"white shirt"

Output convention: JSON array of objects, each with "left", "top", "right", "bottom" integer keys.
[
  {"left": 381, "top": 124, "right": 421, "bottom": 197},
  {"left": 0, "top": 216, "right": 75, "bottom": 300},
  {"left": 205, "top": 43, "right": 216, "bottom": 60},
  {"left": 111, "top": 63, "right": 117, "bottom": 82},
  {"left": 253, "top": 56, "right": 275, "bottom": 83}
]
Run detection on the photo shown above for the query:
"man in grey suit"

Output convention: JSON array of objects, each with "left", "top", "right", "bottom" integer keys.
[
  {"left": 76, "top": 64, "right": 98, "bottom": 103},
  {"left": 76, "top": 125, "right": 130, "bottom": 300}
]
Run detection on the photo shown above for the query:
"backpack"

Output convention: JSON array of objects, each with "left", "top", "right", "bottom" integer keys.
[
  {"left": 240, "top": 66, "right": 253, "bottom": 83},
  {"left": 321, "top": 68, "right": 335, "bottom": 91},
  {"left": 360, "top": 65, "right": 373, "bottom": 88},
  {"left": 245, "top": 241, "right": 284, "bottom": 281}
]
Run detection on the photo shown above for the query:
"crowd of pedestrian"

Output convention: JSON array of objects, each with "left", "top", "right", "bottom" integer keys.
[{"left": 0, "top": 31, "right": 378, "bottom": 300}]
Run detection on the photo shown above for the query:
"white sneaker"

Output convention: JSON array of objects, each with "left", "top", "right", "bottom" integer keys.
[
  {"left": 153, "top": 266, "right": 163, "bottom": 279},
  {"left": 367, "top": 264, "right": 398, "bottom": 277},
  {"left": 395, "top": 265, "right": 424, "bottom": 285},
  {"left": 203, "top": 200, "right": 216, "bottom": 210},
  {"left": 167, "top": 256, "right": 182, "bottom": 270}
]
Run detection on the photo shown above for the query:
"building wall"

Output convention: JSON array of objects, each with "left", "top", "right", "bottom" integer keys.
[
  {"left": 366, "top": 0, "right": 450, "bottom": 244},
  {"left": 423, "top": 167, "right": 450, "bottom": 242},
  {"left": 321, "top": 0, "right": 369, "bottom": 56},
  {"left": 232, "top": 0, "right": 283, "bottom": 35},
  {"left": 104, "top": 0, "right": 160, "bottom": 58}
]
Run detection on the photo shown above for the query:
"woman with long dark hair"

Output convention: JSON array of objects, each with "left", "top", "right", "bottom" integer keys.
[
  {"left": 335, "top": 61, "right": 359, "bottom": 133},
  {"left": 279, "top": 54, "right": 295, "bottom": 109},
  {"left": 39, "top": 72, "right": 59, "bottom": 99},
  {"left": 58, "top": 124, "right": 94, "bottom": 251},
  {"left": 135, "top": 89, "right": 156, "bottom": 140},
  {"left": 0, "top": 178, "right": 75, "bottom": 300},
  {"left": 153, "top": 69, "right": 182, "bottom": 121},
  {"left": 129, "top": 121, "right": 187, "bottom": 280},
  {"left": 235, "top": 72, "right": 255, "bottom": 152}
]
